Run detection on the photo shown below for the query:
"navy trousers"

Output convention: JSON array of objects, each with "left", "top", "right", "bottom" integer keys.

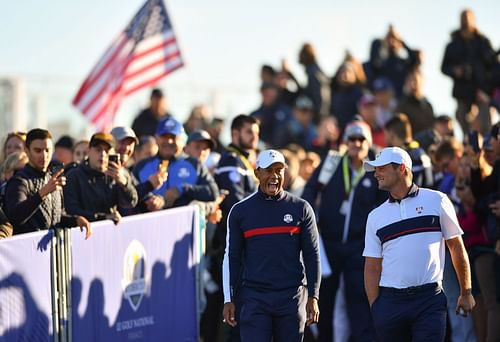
[
  {"left": 239, "top": 286, "right": 307, "bottom": 342},
  {"left": 371, "top": 283, "right": 447, "bottom": 342}
]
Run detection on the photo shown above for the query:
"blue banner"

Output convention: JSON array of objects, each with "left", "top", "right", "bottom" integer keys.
[
  {"left": 0, "top": 231, "right": 54, "bottom": 341},
  {"left": 70, "top": 207, "right": 198, "bottom": 342}
]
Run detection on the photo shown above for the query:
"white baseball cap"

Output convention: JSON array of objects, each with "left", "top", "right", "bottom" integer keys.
[
  {"left": 256, "top": 149, "right": 286, "bottom": 169},
  {"left": 364, "top": 146, "right": 412, "bottom": 172}
]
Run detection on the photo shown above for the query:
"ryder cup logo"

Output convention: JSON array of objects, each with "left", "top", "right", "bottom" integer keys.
[
  {"left": 416, "top": 206, "right": 423, "bottom": 214},
  {"left": 122, "top": 240, "right": 147, "bottom": 312},
  {"left": 178, "top": 167, "right": 190, "bottom": 178},
  {"left": 283, "top": 214, "right": 293, "bottom": 223}
]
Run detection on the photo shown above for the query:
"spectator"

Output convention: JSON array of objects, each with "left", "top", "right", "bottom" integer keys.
[
  {"left": 299, "top": 42, "right": 331, "bottom": 121},
  {"left": 441, "top": 9, "right": 496, "bottom": 135},
  {"left": 53, "top": 135, "right": 75, "bottom": 165},
  {"left": 274, "top": 95, "right": 318, "bottom": 150},
  {"left": 395, "top": 69, "right": 435, "bottom": 135},
  {"left": 206, "top": 117, "right": 226, "bottom": 155},
  {"left": 111, "top": 126, "right": 167, "bottom": 215},
  {"left": 298, "top": 151, "right": 321, "bottom": 187},
  {"left": 373, "top": 77, "right": 397, "bottom": 128},
  {"left": 133, "top": 117, "right": 218, "bottom": 209},
  {"left": 134, "top": 135, "right": 158, "bottom": 164},
  {"left": 414, "top": 115, "right": 454, "bottom": 154},
  {"left": 184, "top": 130, "right": 215, "bottom": 164},
  {"left": 358, "top": 93, "right": 386, "bottom": 148},
  {"left": 132, "top": 88, "right": 172, "bottom": 138},
  {"left": 280, "top": 149, "right": 303, "bottom": 196},
  {"left": 72, "top": 140, "right": 89, "bottom": 164},
  {"left": 302, "top": 120, "right": 386, "bottom": 341},
  {"left": 1, "top": 132, "right": 26, "bottom": 163},
  {"left": 310, "top": 116, "right": 341, "bottom": 159},
  {"left": 384, "top": 113, "right": 434, "bottom": 188},
  {"left": 250, "top": 81, "right": 291, "bottom": 147},
  {"left": 201, "top": 114, "right": 260, "bottom": 342},
  {"left": 64, "top": 133, "right": 138, "bottom": 223},
  {"left": 0, "top": 151, "right": 28, "bottom": 206},
  {"left": 365, "top": 24, "right": 421, "bottom": 97},
  {"left": 331, "top": 53, "right": 366, "bottom": 130},
  {"left": 260, "top": 64, "right": 276, "bottom": 84},
  {"left": 276, "top": 59, "right": 302, "bottom": 108},
  {"left": 184, "top": 105, "right": 210, "bottom": 135},
  {"left": 4, "top": 129, "right": 91, "bottom": 238}
]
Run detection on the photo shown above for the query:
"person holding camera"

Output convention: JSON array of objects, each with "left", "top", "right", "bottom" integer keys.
[
  {"left": 441, "top": 9, "right": 496, "bottom": 136},
  {"left": 110, "top": 126, "right": 167, "bottom": 214},
  {"left": 3, "top": 129, "right": 91, "bottom": 238},
  {"left": 64, "top": 133, "right": 138, "bottom": 224}
]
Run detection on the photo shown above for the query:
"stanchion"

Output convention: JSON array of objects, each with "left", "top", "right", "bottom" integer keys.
[
  {"left": 51, "top": 230, "right": 60, "bottom": 342},
  {"left": 55, "top": 228, "right": 68, "bottom": 342},
  {"left": 64, "top": 228, "right": 73, "bottom": 342}
]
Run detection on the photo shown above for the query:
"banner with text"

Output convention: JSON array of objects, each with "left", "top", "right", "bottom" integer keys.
[
  {"left": 0, "top": 231, "right": 54, "bottom": 341},
  {"left": 70, "top": 207, "right": 198, "bottom": 342}
]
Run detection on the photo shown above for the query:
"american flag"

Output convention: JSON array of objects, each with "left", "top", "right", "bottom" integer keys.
[{"left": 72, "top": 0, "right": 184, "bottom": 131}]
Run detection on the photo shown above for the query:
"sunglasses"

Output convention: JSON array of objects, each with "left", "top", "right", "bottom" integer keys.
[{"left": 347, "top": 136, "right": 365, "bottom": 143}]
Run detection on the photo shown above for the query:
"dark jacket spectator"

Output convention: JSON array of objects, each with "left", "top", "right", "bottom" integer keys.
[
  {"left": 395, "top": 69, "right": 435, "bottom": 135},
  {"left": 366, "top": 25, "right": 420, "bottom": 97},
  {"left": 132, "top": 88, "right": 172, "bottom": 138},
  {"left": 299, "top": 43, "right": 331, "bottom": 120},
  {"left": 64, "top": 161, "right": 138, "bottom": 221}
]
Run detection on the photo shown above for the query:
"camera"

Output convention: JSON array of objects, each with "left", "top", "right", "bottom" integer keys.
[
  {"left": 49, "top": 162, "right": 64, "bottom": 176},
  {"left": 108, "top": 154, "right": 121, "bottom": 165}
]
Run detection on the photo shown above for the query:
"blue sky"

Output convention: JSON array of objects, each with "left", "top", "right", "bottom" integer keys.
[{"left": 1, "top": 0, "right": 498, "bottom": 137}]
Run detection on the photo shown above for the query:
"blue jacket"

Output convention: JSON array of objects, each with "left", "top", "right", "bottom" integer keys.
[
  {"left": 224, "top": 189, "right": 321, "bottom": 301},
  {"left": 133, "top": 155, "right": 218, "bottom": 208}
]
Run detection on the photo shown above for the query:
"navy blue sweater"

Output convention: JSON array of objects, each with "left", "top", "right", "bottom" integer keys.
[{"left": 224, "top": 189, "right": 320, "bottom": 301}]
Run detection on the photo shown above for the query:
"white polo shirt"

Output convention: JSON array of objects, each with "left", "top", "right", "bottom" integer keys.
[{"left": 363, "top": 185, "right": 463, "bottom": 288}]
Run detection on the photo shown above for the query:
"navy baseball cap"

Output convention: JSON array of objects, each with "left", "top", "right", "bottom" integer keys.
[
  {"left": 156, "top": 117, "right": 184, "bottom": 136},
  {"left": 187, "top": 130, "right": 215, "bottom": 149}
]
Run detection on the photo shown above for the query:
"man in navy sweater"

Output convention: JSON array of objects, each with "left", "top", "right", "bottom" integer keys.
[{"left": 222, "top": 149, "right": 321, "bottom": 341}]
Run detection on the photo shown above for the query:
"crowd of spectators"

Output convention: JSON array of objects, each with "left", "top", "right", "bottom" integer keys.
[{"left": 1, "top": 8, "right": 499, "bottom": 342}]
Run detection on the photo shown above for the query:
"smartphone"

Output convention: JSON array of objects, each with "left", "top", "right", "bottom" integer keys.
[
  {"left": 468, "top": 131, "right": 480, "bottom": 153},
  {"left": 109, "top": 154, "right": 121, "bottom": 165},
  {"left": 49, "top": 162, "right": 64, "bottom": 176}
]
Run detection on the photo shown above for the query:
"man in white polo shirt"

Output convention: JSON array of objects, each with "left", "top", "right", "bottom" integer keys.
[{"left": 363, "top": 146, "right": 475, "bottom": 342}]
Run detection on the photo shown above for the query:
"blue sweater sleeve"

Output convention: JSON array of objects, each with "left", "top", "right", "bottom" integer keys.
[
  {"left": 224, "top": 205, "right": 244, "bottom": 302},
  {"left": 301, "top": 201, "right": 321, "bottom": 299}
]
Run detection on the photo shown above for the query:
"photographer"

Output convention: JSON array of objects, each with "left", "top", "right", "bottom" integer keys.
[
  {"left": 64, "top": 133, "right": 138, "bottom": 223},
  {"left": 3, "top": 129, "right": 91, "bottom": 238}
]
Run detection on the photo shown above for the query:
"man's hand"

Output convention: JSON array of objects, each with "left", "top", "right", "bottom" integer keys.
[
  {"left": 164, "top": 187, "right": 181, "bottom": 208},
  {"left": 106, "top": 162, "right": 128, "bottom": 186},
  {"left": 39, "top": 169, "right": 66, "bottom": 198},
  {"left": 456, "top": 290, "right": 475, "bottom": 317},
  {"left": 306, "top": 297, "right": 319, "bottom": 325},
  {"left": 76, "top": 216, "right": 92, "bottom": 240},
  {"left": 495, "top": 240, "right": 500, "bottom": 256},
  {"left": 207, "top": 208, "right": 223, "bottom": 224},
  {"left": 222, "top": 302, "right": 237, "bottom": 327},
  {"left": 106, "top": 210, "right": 122, "bottom": 225},
  {"left": 148, "top": 170, "right": 168, "bottom": 190},
  {"left": 145, "top": 195, "right": 165, "bottom": 211}
]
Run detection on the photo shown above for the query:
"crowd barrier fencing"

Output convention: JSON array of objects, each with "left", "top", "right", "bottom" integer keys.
[{"left": 0, "top": 205, "right": 202, "bottom": 342}]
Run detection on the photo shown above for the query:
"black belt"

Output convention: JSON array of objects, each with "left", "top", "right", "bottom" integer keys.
[{"left": 379, "top": 282, "right": 440, "bottom": 295}]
